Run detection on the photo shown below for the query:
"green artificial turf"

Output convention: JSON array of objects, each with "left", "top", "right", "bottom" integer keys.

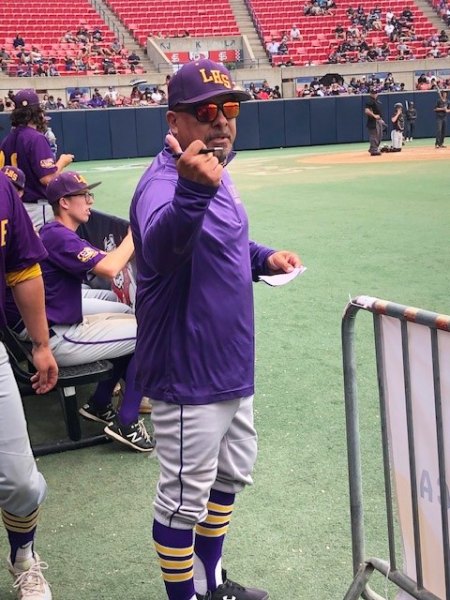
[{"left": 0, "top": 141, "right": 448, "bottom": 599}]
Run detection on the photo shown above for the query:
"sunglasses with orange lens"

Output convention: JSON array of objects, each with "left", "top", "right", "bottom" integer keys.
[{"left": 179, "top": 101, "right": 241, "bottom": 123}]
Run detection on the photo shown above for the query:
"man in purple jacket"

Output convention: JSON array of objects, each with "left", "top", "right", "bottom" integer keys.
[{"left": 130, "top": 59, "right": 301, "bottom": 600}]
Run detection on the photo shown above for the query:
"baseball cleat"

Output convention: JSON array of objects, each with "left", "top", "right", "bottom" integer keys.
[
  {"left": 104, "top": 417, "right": 155, "bottom": 452},
  {"left": 197, "top": 571, "right": 269, "bottom": 600},
  {"left": 79, "top": 400, "right": 117, "bottom": 425},
  {"left": 8, "top": 553, "right": 52, "bottom": 599}
]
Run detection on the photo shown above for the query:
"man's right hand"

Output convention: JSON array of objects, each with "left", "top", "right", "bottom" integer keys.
[
  {"left": 59, "top": 153, "right": 75, "bottom": 168},
  {"left": 166, "top": 134, "right": 223, "bottom": 187},
  {"left": 31, "top": 345, "right": 58, "bottom": 394}
]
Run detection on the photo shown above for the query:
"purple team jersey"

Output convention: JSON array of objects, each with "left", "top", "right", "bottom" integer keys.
[
  {"left": 0, "top": 125, "right": 57, "bottom": 203},
  {"left": 39, "top": 221, "right": 106, "bottom": 325},
  {"left": 0, "top": 172, "right": 48, "bottom": 328},
  {"left": 129, "top": 147, "right": 275, "bottom": 405}
]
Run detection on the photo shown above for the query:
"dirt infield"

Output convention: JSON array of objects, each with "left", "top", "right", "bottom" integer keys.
[{"left": 300, "top": 145, "right": 449, "bottom": 164}]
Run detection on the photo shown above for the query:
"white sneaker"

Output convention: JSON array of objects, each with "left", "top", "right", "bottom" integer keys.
[{"left": 8, "top": 553, "right": 52, "bottom": 599}]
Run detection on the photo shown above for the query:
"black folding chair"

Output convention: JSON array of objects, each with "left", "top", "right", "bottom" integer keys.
[{"left": 2, "top": 327, "right": 114, "bottom": 456}]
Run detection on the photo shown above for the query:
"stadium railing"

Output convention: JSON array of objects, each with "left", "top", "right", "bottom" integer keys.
[{"left": 341, "top": 296, "right": 449, "bottom": 600}]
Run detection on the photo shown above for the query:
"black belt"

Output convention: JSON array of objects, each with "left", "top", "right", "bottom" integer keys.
[
  {"left": 49, "top": 328, "right": 57, "bottom": 338},
  {"left": 12, "top": 320, "right": 57, "bottom": 338}
]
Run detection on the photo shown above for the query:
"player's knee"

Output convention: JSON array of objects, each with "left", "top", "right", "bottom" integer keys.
[{"left": 0, "top": 469, "right": 47, "bottom": 516}]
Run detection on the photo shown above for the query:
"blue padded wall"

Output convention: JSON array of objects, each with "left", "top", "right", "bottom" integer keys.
[
  {"left": 85, "top": 109, "right": 112, "bottom": 160},
  {"left": 310, "top": 97, "right": 337, "bottom": 145},
  {"left": 284, "top": 99, "right": 311, "bottom": 147},
  {"left": 258, "top": 100, "right": 286, "bottom": 148},
  {"left": 109, "top": 108, "right": 138, "bottom": 159}
]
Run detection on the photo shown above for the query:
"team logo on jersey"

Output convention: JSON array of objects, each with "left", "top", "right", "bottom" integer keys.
[
  {"left": 77, "top": 247, "right": 99, "bottom": 262},
  {"left": 40, "top": 158, "right": 55, "bottom": 169}
]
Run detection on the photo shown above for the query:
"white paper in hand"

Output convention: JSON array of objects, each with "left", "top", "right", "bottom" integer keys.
[{"left": 258, "top": 265, "right": 307, "bottom": 287}]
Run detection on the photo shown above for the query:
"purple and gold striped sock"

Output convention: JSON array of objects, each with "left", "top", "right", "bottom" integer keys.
[
  {"left": 153, "top": 519, "right": 196, "bottom": 600},
  {"left": 2, "top": 507, "right": 39, "bottom": 564},
  {"left": 194, "top": 489, "right": 235, "bottom": 594}
]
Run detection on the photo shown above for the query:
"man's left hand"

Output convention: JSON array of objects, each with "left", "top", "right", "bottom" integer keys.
[{"left": 266, "top": 251, "right": 302, "bottom": 274}]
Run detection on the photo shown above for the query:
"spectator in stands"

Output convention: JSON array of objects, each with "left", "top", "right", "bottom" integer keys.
[
  {"left": 439, "top": 29, "right": 449, "bottom": 42},
  {"left": 89, "top": 88, "right": 105, "bottom": 108},
  {"left": 402, "top": 6, "right": 414, "bottom": 22},
  {"left": 64, "top": 55, "right": 75, "bottom": 71},
  {"left": 0, "top": 58, "right": 9, "bottom": 74},
  {"left": 56, "top": 97, "right": 65, "bottom": 109},
  {"left": 130, "top": 85, "right": 142, "bottom": 105},
  {"left": 91, "top": 27, "right": 103, "bottom": 42},
  {"left": 102, "top": 56, "right": 117, "bottom": 75},
  {"left": 104, "top": 86, "right": 119, "bottom": 107},
  {"left": 61, "top": 30, "right": 77, "bottom": 43},
  {"left": 385, "top": 21, "right": 395, "bottom": 40},
  {"left": 278, "top": 39, "right": 289, "bottom": 55},
  {"left": 290, "top": 24, "right": 302, "bottom": 39},
  {"left": 13, "top": 34, "right": 25, "bottom": 49},
  {"left": 44, "top": 95, "right": 58, "bottom": 110},
  {"left": 35, "top": 64, "right": 47, "bottom": 77},
  {"left": 0, "top": 48, "right": 11, "bottom": 61},
  {"left": 69, "top": 87, "right": 83, "bottom": 107},
  {"left": 109, "top": 38, "right": 122, "bottom": 55},
  {"left": 127, "top": 51, "right": 141, "bottom": 67},
  {"left": 151, "top": 87, "right": 163, "bottom": 104},
  {"left": 76, "top": 25, "right": 90, "bottom": 44},
  {"left": 267, "top": 39, "right": 280, "bottom": 57},
  {"left": 0, "top": 98, "right": 4, "bottom": 112},
  {"left": 30, "top": 46, "right": 43, "bottom": 64},
  {"left": 335, "top": 24, "right": 345, "bottom": 38},
  {"left": 271, "top": 85, "right": 282, "bottom": 98}
]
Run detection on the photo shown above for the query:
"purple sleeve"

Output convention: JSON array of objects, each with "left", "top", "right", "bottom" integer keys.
[
  {"left": 42, "top": 228, "right": 105, "bottom": 278},
  {"left": 28, "top": 135, "right": 57, "bottom": 180},
  {"left": 135, "top": 176, "right": 217, "bottom": 275},
  {"left": 249, "top": 241, "right": 276, "bottom": 281},
  {"left": 5, "top": 184, "right": 48, "bottom": 271}
]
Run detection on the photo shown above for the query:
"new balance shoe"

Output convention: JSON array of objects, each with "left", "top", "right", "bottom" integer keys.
[
  {"left": 104, "top": 417, "right": 155, "bottom": 452},
  {"left": 197, "top": 571, "right": 269, "bottom": 600},
  {"left": 8, "top": 553, "right": 52, "bottom": 599},
  {"left": 79, "top": 400, "right": 117, "bottom": 425}
]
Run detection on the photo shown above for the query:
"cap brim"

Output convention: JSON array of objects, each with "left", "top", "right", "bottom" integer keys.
[
  {"left": 85, "top": 181, "right": 102, "bottom": 192},
  {"left": 171, "top": 88, "right": 252, "bottom": 108}
]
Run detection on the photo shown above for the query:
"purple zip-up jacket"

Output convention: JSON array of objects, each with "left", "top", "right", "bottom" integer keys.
[{"left": 129, "top": 148, "right": 275, "bottom": 405}]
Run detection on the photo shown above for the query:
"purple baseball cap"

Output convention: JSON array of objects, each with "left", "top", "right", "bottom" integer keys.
[
  {"left": 13, "top": 88, "right": 40, "bottom": 108},
  {"left": 1, "top": 166, "right": 26, "bottom": 191},
  {"left": 46, "top": 171, "right": 101, "bottom": 205},
  {"left": 168, "top": 59, "right": 251, "bottom": 109}
]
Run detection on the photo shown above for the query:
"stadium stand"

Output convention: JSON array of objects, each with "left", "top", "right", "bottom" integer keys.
[
  {"left": 0, "top": 0, "right": 145, "bottom": 77},
  {"left": 246, "top": 0, "right": 444, "bottom": 65},
  {"left": 105, "top": 0, "right": 240, "bottom": 47}
]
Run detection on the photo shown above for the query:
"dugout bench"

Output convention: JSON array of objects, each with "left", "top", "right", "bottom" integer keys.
[{"left": 2, "top": 324, "right": 114, "bottom": 457}]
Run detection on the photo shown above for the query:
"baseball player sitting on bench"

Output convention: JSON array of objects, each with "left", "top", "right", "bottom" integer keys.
[{"left": 7, "top": 171, "right": 154, "bottom": 453}]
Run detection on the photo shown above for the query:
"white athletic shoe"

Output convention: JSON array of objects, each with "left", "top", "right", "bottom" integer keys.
[{"left": 7, "top": 553, "right": 52, "bottom": 599}]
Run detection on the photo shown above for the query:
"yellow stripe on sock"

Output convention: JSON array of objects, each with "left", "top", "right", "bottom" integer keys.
[
  {"left": 207, "top": 501, "right": 234, "bottom": 514},
  {"left": 162, "top": 570, "right": 193, "bottom": 583},
  {"left": 159, "top": 558, "right": 194, "bottom": 570},
  {"left": 203, "top": 513, "right": 230, "bottom": 525},
  {"left": 154, "top": 542, "right": 193, "bottom": 558},
  {"left": 1, "top": 508, "right": 39, "bottom": 533},
  {"left": 195, "top": 524, "right": 229, "bottom": 537}
]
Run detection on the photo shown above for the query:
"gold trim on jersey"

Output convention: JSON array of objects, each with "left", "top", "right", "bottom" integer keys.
[{"left": 6, "top": 264, "right": 42, "bottom": 287}]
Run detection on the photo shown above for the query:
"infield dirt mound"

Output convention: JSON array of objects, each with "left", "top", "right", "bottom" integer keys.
[{"left": 299, "top": 145, "right": 449, "bottom": 165}]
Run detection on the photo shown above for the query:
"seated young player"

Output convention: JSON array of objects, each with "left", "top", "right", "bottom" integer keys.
[{"left": 7, "top": 171, "right": 154, "bottom": 452}]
